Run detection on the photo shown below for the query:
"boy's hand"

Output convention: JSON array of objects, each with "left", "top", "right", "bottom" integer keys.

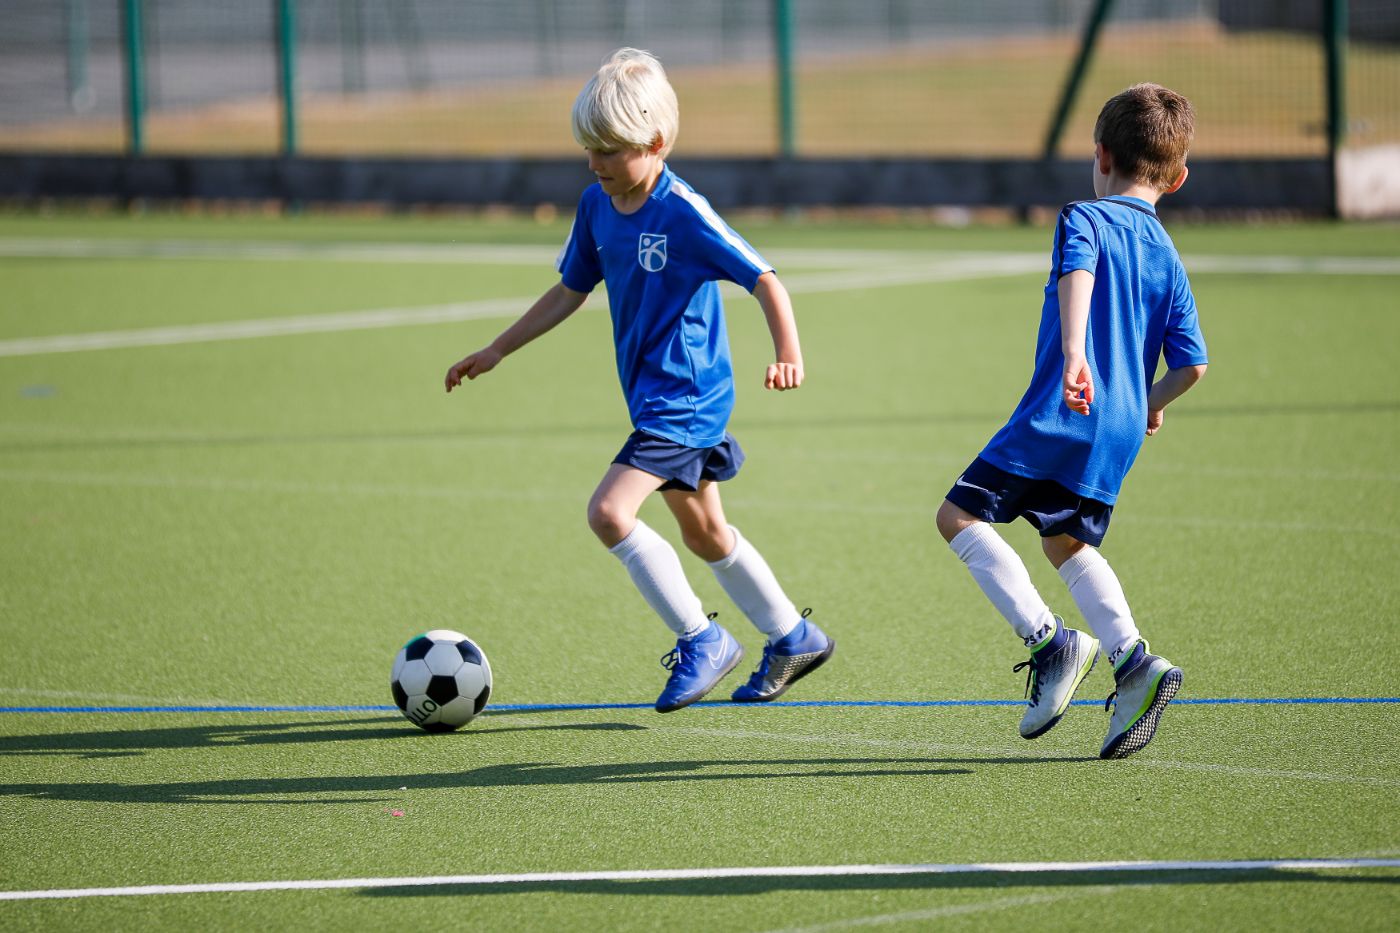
[
  {"left": 765, "top": 361, "right": 804, "bottom": 391},
  {"left": 1146, "top": 408, "right": 1165, "bottom": 435},
  {"left": 445, "top": 348, "right": 502, "bottom": 392},
  {"left": 1062, "top": 356, "right": 1094, "bottom": 415}
]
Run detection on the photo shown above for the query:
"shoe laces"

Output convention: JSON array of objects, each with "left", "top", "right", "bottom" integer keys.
[
  {"left": 1012, "top": 658, "right": 1042, "bottom": 705},
  {"left": 660, "top": 612, "right": 720, "bottom": 674}
]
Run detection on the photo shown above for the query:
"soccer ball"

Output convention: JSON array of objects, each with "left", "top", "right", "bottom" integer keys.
[{"left": 390, "top": 630, "right": 493, "bottom": 732}]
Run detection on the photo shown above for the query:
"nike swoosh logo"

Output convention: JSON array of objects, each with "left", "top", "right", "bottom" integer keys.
[
  {"left": 954, "top": 477, "right": 978, "bottom": 490},
  {"left": 705, "top": 646, "right": 726, "bottom": 667}
]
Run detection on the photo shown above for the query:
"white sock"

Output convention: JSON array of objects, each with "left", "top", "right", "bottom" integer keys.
[
  {"left": 707, "top": 526, "right": 800, "bottom": 641},
  {"left": 949, "top": 523, "right": 1056, "bottom": 643},
  {"left": 609, "top": 520, "right": 709, "bottom": 639},
  {"left": 1058, "top": 547, "right": 1139, "bottom": 663}
]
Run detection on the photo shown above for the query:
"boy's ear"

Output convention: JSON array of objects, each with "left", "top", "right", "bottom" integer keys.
[
  {"left": 1163, "top": 164, "right": 1189, "bottom": 194},
  {"left": 649, "top": 134, "right": 665, "bottom": 155},
  {"left": 1095, "top": 142, "right": 1112, "bottom": 178}
]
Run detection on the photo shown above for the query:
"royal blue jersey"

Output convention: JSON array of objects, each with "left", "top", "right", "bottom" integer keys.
[
  {"left": 979, "top": 196, "right": 1208, "bottom": 505},
  {"left": 555, "top": 166, "right": 773, "bottom": 448}
]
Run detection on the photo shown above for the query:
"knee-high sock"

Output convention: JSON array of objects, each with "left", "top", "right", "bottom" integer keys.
[
  {"left": 949, "top": 523, "right": 1055, "bottom": 643},
  {"left": 609, "top": 520, "right": 709, "bottom": 638},
  {"left": 1058, "top": 547, "right": 1139, "bottom": 664},
  {"left": 706, "top": 526, "right": 800, "bottom": 641}
]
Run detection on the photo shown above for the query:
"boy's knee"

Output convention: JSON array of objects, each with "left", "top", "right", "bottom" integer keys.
[
  {"left": 1042, "top": 534, "right": 1089, "bottom": 569},
  {"left": 936, "top": 499, "right": 977, "bottom": 543},
  {"left": 680, "top": 521, "right": 733, "bottom": 562},
  {"left": 586, "top": 497, "right": 632, "bottom": 546}
]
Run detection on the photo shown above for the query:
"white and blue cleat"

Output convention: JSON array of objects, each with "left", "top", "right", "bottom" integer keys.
[
  {"left": 1100, "top": 640, "right": 1183, "bottom": 759},
  {"left": 655, "top": 619, "right": 744, "bottom": 713},
  {"left": 731, "top": 610, "right": 835, "bottom": 703},
  {"left": 1014, "top": 616, "right": 1098, "bottom": 740}
]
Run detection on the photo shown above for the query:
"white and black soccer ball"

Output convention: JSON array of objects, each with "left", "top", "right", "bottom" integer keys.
[{"left": 390, "top": 630, "right": 492, "bottom": 732}]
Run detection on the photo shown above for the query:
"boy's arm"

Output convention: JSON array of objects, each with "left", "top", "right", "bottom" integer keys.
[
  {"left": 1145, "top": 364, "right": 1207, "bottom": 435},
  {"left": 752, "top": 271, "right": 803, "bottom": 391},
  {"left": 1059, "top": 269, "right": 1095, "bottom": 415},
  {"left": 445, "top": 282, "right": 588, "bottom": 392}
]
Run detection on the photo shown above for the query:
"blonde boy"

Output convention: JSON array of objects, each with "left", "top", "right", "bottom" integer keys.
[{"left": 445, "top": 49, "right": 834, "bottom": 712}]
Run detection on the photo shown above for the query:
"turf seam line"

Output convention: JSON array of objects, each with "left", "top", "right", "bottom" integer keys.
[{"left": 2, "top": 859, "right": 1395, "bottom": 902}]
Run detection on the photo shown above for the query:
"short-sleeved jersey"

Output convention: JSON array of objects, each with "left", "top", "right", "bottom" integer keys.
[
  {"left": 979, "top": 196, "right": 1208, "bottom": 505},
  {"left": 555, "top": 165, "right": 773, "bottom": 448}
]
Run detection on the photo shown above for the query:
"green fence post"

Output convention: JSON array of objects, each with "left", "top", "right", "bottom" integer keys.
[
  {"left": 1041, "top": 0, "right": 1116, "bottom": 161},
  {"left": 773, "top": 0, "right": 796, "bottom": 158},
  {"left": 1324, "top": 0, "right": 1348, "bottom": 219},
  {"left": 121, "top": 0, "right": 144, "bottom": 154},
  {"left": 276, "top": 0, "right": 298, "bottom": 156}
]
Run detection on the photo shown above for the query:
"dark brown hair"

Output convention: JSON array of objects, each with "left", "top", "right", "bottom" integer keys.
[{"left": 1094, "top": 83, "right": 1195, "bottom": 190}]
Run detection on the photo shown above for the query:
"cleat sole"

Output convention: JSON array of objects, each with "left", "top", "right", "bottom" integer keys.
[
  {"left": 731, "top": 638, "right": 836, "bottom": 704},
  {"left": 1100, "top": 666, "right": 1183, "bottom": 760}
]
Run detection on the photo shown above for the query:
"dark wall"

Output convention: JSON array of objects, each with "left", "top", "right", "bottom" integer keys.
[
  {"left": 1219, "top": 0, "right": 1400, "bottom": 43},
  {"left": 0, "top": 153, "right": 1333, "bottom": 214}
]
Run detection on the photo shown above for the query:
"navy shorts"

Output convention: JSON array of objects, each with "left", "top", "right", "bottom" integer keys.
[
  {"left": 944, "top": 457, "right": 1114, "bottom": 547},
  {"left": 613, "top": 430, "right": 745, "bottom": 492}
]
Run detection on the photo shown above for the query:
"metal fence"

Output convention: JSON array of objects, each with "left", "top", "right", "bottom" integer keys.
[{"left": 2, "top": 0, "right": 1395, "bottom": 159}]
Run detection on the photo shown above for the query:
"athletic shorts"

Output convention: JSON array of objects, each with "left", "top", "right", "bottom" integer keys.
[
  {"left": 612, "top": 430, "right": 745, "bottom": 492},
  {"left": 944, "top": 457, "right": 1114, "bottom": 547}
]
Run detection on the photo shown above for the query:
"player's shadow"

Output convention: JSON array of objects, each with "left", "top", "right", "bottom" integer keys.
[
  {"left": 0, "top": 755, "right": 1074, "bottom": 804},
  {"left": 0, "top": 718, "right": 645, "bottom": 759},
  {"left": 361, "top": 866, "right": 1399, "bottom": 900}
]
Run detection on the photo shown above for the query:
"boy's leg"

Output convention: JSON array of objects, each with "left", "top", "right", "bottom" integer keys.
[
  {"left": 1043, "top": 536, "right": 1183, "bottom": 759},
  {"left": 939, "top": 499, "right": 1096, "bottom": 738},
  {"left": 1043, "top": 536, "right": 1140, "bottom": 667},
  {"left": 938, "top": 500, "right": 1056, "bottom": 644},
  {"left": 663, "top": 481, "right": 799, "bottom": 639},
  {"left": 590, "top": 463, "right": 709, "bottom": 639},
  {"left": 664, "top": 482, "right": 833, "bottom": 702}
]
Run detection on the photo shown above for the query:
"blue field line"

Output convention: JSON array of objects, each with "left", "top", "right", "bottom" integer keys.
[{"left": 0, "top": 696, "right": 1396, "bottom": 714}]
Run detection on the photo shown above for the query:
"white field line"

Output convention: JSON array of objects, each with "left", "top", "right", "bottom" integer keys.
[
  {"left": 5, "top": 237, "right": 1400, "bottom": 277},
  {"left": 6, "top": 245, "right": 1397, "bottom": 359},
  {"left": 669, "top": 727, "right": 1400, "bottom": 789},
  {"left": 0, "top": 296, "right": 528, "bottom": 357},
  {"left": 0, "top": 259, "right": 1032, "bottom": 358},
  {"left": 0, "top": 860, "right": 1393, "bottom": 903}
]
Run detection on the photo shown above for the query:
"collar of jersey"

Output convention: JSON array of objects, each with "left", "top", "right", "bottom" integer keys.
[{"left": 1098, "top": 195, "right": 1155, "bottom": 213}]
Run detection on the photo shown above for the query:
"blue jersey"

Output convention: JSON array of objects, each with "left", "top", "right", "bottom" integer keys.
[
  {"left": 979, "top": 196, "right": 1208, "bottom": 505},
  {"left": 555, "top": 166, "right": 773, "bottom": 448}
]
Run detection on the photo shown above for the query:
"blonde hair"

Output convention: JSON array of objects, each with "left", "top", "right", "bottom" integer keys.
[
  {"left": 1094, "top": 83, "right": 1195, "bottom": 190},
  {"left": 571, "top": 48, "right": 679, "bottom": 158}
]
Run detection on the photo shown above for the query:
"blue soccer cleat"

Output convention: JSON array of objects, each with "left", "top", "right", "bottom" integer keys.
[
  {"left": 731, "top": 610, "right": 835, "bottom": 703},
  {"left": 1099, "top": 640, "right": 1183, "bottom": 760},
  {"left": 655, "top": 618, "right": 744, "bottom": 713}
]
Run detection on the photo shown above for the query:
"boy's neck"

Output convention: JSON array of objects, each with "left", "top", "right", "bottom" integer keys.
[
  {"left": 612, "top": 162, "right": 665, "bottom": 215},
  {"left": 1099, "top": 174, "right": 1163, "bottom": 207}
]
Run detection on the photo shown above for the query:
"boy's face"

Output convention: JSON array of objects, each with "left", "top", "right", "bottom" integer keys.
[{"left": 586, "top": 144, "right": 663, "bottom": 200}]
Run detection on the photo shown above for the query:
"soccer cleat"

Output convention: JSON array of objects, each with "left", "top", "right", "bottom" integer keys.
[
  {"left": 1099, "top": 640, "right": 1183, "bottom": 760},
  {"left": 731, "top": 609, "right": 835, "bottom": 703},
  {"left": 654, "top": 617, "right": 744, "bottom": 713},
  {"left": 1013, "top": 616, "right": 1098, "bottom": 739}
]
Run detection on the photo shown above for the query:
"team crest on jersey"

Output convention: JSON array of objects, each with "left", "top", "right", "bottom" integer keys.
[{"left": 638, "top": 233, "right": 667, "bottom": 272}]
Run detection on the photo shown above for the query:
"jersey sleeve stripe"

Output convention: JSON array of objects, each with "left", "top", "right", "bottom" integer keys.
[
  {"left": 554, "top": 219, "right": 576, "bottom": 273},
  {"left": 668, "top": 180, "right": 772, "bottom": 273}
]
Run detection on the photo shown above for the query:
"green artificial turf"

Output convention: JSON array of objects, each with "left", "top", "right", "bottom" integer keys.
[{"left": 1, "top": 211, "right": 1396, "bottom": 930}]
